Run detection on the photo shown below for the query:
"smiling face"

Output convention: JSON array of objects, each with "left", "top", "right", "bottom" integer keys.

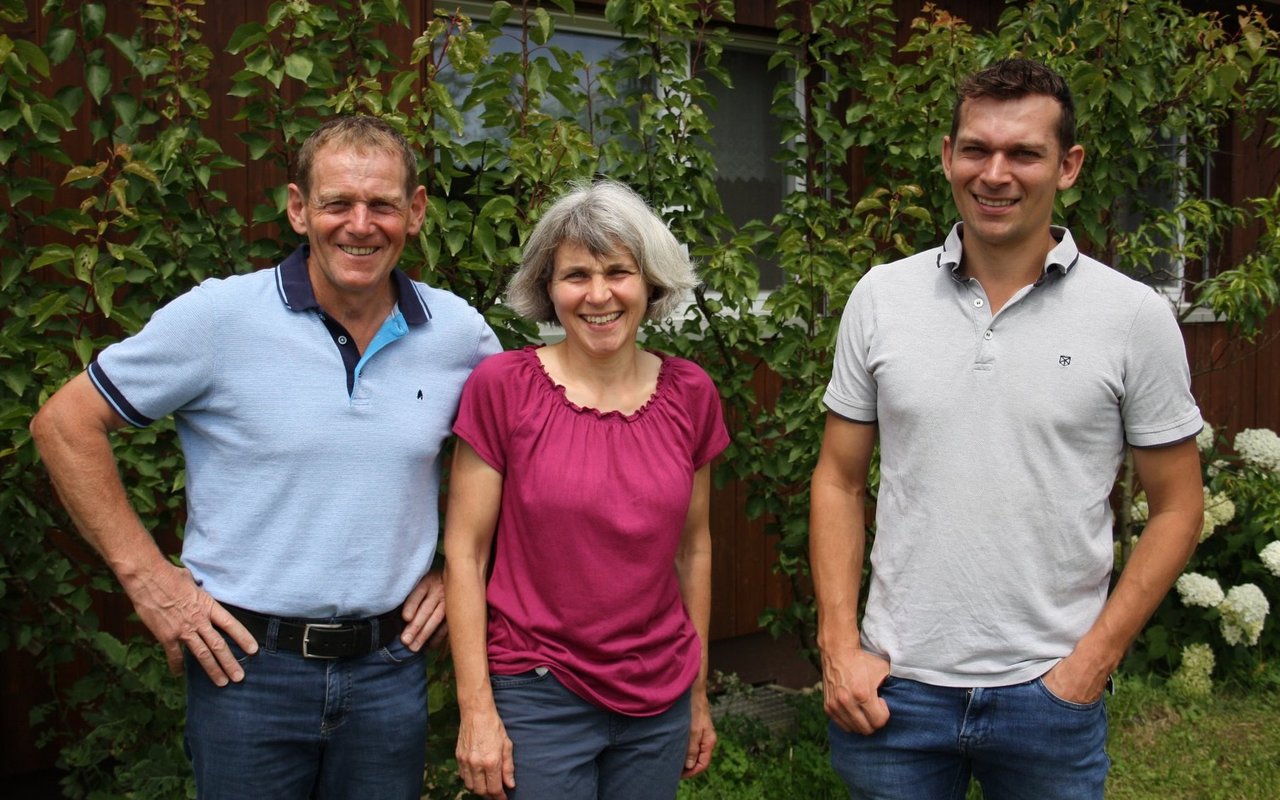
[
  {"left": 548, "top": 241, "right": 649, "bottom": 360},
  {"left": 285, "top": 144, "right": 427, "bottom": 312},
  {"left": 942, "top": 93, "right": 1084, "bottom": 256}
]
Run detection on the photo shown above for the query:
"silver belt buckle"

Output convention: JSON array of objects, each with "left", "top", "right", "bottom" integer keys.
[{"left": 302, "top": 622, "right": 344, "bottom": 659}]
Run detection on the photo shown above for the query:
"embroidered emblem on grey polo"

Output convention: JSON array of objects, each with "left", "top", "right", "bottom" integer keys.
[
  {"left": 1059, "top": 355, "right": 1072, "bottom": 367},
  {"left": 417, "top": 390, "right": 424, "bottom": 399}
]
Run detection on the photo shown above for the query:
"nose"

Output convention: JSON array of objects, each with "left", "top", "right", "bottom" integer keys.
[
  {"left": 347, "top": 203, "right": 375, "bottom": 235},
  {"left": 586, "top": 274, "right": 611, "bottom": 305},
  {"left": 980, "top": 152, "right": 1011, "bottom": 184}
]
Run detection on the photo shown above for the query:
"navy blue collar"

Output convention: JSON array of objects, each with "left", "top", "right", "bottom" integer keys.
[{"left": 274, "top": 244, "right": 431, "bottom": 323}]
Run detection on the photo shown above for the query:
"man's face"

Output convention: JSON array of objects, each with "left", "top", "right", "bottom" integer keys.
[
  {"left": 942, "top": 94, "right": 1084, "bottom": 253},
  {"left": 285, "top": 145, "right": 426, "bottom": 309}
]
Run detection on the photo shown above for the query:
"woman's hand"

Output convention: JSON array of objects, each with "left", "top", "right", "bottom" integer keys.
[
  {"left": 681, "top": 689, "right": 717, "bottom": 778},
  {"left": 456, "top": 705, "right": 516, "bottom": 800}
]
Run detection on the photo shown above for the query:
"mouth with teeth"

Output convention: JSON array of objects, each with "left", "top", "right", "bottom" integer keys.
[
  {"left": 582, "top": 311, "right": 623, "bottom": 325},
  {"left": 339, "top": 245, "right": 379, "bottom": 256},
  {"left": 975, "top": 196, "right": 1017, "bottom": 208}
]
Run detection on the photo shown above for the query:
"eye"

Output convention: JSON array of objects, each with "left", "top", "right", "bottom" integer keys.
[
  {"left": 607, "top": 268, "right": 636, "bottom": 279},
  {"left": 321, "top": 200, "right": 351, "bottom": 212}
]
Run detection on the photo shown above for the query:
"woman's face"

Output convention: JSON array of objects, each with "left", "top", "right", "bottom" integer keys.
[{"left": 547, "top": 240, "right": 649, "bottom": 360}]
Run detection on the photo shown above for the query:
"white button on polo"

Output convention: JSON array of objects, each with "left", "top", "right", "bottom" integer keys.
[
  {"left": 338, "top": 335, "right": 349, "bottom": 345},
  {"left": 974, "top": 298, "right": 984, "bottom": 308},
  {"left": 983, "top": 330, "right": 993, "bottom": 340}
]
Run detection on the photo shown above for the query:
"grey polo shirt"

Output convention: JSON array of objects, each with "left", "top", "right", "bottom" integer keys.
[
  {"left": 824, "top": 224, "right": 1202, "bottom": 687},
  {"left": 89, "top": 246, "right": 501, "bottom": 618}
]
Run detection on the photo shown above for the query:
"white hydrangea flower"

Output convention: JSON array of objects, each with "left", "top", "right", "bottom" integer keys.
[
  {"left": 1206, "top": 459, "right": 1228, "bottom": 479},
  {"left": 1219, "top": 584, "right": 1270, "bottom": 646},
  {"left": 1175, "top": 572, "right": 1225, "bottom": 609},
  {"left": 1233, "top": 428, "right": 1280, "bottom": 471},
  {"left": 1196, "top": 423, "right": 1216, "bottom": 454},
  {"left": 1261, "top": 541, "right": 1280, "bottom": 579},
  {"left": 1170, "top": 642, "right": 1215, "bottom": 697},
  {"left": 1130, "top": 493, "right": 1149, "bottom": 524},
  {"left": 1200, "top": 488, "right": 1236, "bottom": 542}
]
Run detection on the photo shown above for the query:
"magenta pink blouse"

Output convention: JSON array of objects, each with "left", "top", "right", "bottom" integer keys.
[{"left": 453, "top": 346, "right": 729, "bottom": 715}]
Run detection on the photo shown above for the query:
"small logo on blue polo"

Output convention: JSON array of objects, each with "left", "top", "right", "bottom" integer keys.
[
  {"left": 417, "top": 389, "right": 424, "bottom": 399},
  {"left": 1059, "top": 355, "right": 1072, "bottom": 367}
]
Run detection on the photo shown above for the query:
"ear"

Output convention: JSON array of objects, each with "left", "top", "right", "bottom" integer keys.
[
  {"left": 285, "top": 184, "right": 308, "bottom": 235},
  {"left": 941, "top": 135, "right": 954, "bottom": 181},
  {"left": 1057, "top": 144, "right": 1085, "bottom": 191},
  {"left": 406, "top": 185, "right": 428, "bottom": 237}
]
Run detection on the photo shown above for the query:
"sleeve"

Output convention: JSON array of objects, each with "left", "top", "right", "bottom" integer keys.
[
  {"left": 821, "top": 276, "right": 879, "bottom": 423},
  {"left": 1121, "top": 290, "right": 1203, "bottom": 447},
  {"left": 452, "top": 352, "right": 513, "bottom": 473},
  {"left": 467, "top": 318, "right": 503, "bottom": 368},
  {"left": 682, "top": 360, "right": 731, "bottom": 469},
  {"left": 87, "top": 283, "right": 219, "bottom": 427}
]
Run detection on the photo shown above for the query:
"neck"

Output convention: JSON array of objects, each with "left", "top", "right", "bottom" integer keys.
[
  {"left": 959, "top": 229, "right": 1057, "bottom": 312},
  {"left": 550, "top": 340, "right": 642, "bottom": 387}
]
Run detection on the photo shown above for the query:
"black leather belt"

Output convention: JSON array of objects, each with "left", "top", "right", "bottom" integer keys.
[{"left": 223, "top": 603, "right": 404, "bottom": 659}]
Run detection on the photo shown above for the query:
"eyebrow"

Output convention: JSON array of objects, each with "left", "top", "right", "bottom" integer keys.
[
  {"left": 956, "top": 135, "right": 1050, "bottom": 153},
  {"left": 311, "top": 192, "right": 405, "bottom": 207}
]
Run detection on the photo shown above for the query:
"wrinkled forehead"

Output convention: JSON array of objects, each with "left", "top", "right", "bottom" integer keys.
[{"left": 304, "top": 143, "right": 412, "bottom": 196}]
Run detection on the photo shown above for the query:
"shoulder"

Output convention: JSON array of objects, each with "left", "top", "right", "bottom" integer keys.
[
  {"left": 1067, "top": 256, "right": 1175, "bottom": 318},
  {"left": 854, "top": 246, "right": 947, "bottom": 295},
  {"left": 466, "top": 347, "right": 534, "bottom": 386},
  {"left": 658, "top": 355, "right": 721, "bottom": 398}
]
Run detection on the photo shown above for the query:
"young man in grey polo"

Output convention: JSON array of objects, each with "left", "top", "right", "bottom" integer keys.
[
  {"left": 810, "top": 59, "right": 1204, "bottom": 799},
  {"left": 31, "top": 116, "right": 501, "bottom": 798}
]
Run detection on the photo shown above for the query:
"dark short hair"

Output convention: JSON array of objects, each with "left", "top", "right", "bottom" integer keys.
[
  {"left": 950, "top": 58, "right": 1076, "bottom": 153},
  {"left": 293, "top": 115, "right": 419, "bottom": 200}
]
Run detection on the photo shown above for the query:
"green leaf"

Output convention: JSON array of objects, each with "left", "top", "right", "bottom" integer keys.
[
  {"left": 85, "top": 63, "right": 111, "bottom": 104},
  {"left": 12, "top": 38, "right": 50, "bottom": 78},
  {"left": 74, "top": 244, "right": 97, "bottom": 284},
  {"left": 80, "top": 2, "right": 106, "bottom": 41},
  {"left": 226, "top": 23, "right": 267, "bottom": 54},
  {"left": 45, "top": 27, "right": 76, "bottom": 65},
  {"left": 388, "top": 71, "right": 417, "bottom": 109},
  {"left": 284, "top": 53, "right": 314, "bottom": 82},
  {"left": 28, "top": 244, "right": 75, "bottom": 271}
]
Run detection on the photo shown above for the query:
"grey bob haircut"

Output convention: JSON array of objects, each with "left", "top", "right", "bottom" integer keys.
[{"left": 505, "top": 180, "right": 697, "bottom": 324}]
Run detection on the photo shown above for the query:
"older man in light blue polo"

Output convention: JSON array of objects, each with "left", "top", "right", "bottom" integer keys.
[{"left": 31, "top": 115, "right": 500, "bottom": 799}]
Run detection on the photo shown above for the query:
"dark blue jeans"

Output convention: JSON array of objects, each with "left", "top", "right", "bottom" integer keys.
[
  {"left": 492, "top": 668, "right": 691, "bottom": 800},
  {"left": 828, "top": 675, "right": 1109, "bottom": 800},
  {"left": 184, "top": 632, "right": 427, "bottom": 799}
]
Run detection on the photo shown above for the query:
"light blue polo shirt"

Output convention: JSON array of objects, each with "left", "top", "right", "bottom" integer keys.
[
  {"left": 824, "top": 224, "right": 1202, "bottom": 687},
  {"left": 89, "top": 245, "right": 501, "bottom": 618}
]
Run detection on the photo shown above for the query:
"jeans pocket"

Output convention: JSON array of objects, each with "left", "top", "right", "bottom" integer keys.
[
  {"left": 378, "top": 636, "right": 422, "bottom": 665},
  {"left": 490, "top": 667, "right": 552, "bottom": 690},
  {"left": 1034, "top": 677, "right": 1105, "bottom": 711}
]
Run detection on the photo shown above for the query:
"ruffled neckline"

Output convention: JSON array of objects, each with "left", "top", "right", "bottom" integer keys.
[{"left": 523, "top": 345, "right": 671, "bottom": 422}]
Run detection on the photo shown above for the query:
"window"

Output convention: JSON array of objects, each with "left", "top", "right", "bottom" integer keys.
[{"left": 445, "top": 2, "right": 792, "bottom": 290}]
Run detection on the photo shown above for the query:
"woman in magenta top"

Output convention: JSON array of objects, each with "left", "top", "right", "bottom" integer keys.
[{"left": 444, "top": 180, "right": 729, "bottom": 800}]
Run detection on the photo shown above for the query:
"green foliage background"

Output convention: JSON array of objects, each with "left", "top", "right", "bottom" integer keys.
[{"left": 3, "top": 0, "right": 1280, "bottom": 796}]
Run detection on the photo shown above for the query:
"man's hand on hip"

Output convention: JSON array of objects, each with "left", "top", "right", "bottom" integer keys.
[
  {"left": 125, "top": 561, "right": 257, "bottom": 686},
  {"left": 401, "top": 569, "right": 447, "bottom": 651}
]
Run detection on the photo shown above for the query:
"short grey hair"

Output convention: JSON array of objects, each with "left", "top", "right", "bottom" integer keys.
[{"left": 505, "top": 180, "right": 697, "bottom": 323}]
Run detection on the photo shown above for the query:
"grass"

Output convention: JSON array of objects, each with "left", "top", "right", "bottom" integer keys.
[
  {"left": 682, "top": 676, "right": 1280, "bottom": 799},
  {"left": 1105, "top": 676, "right": 1280, "bottom": 799}
]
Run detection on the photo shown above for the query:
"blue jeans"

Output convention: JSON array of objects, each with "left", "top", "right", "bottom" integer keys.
[
  {"left": 492, "top": 668, "right": 691, "bottom": 800},
  {"left": 828, "top": 676, "right": 1109, "bottom": 800},
  {"left": 184, "top": 631, "right": 427, "bottom": 799}
]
